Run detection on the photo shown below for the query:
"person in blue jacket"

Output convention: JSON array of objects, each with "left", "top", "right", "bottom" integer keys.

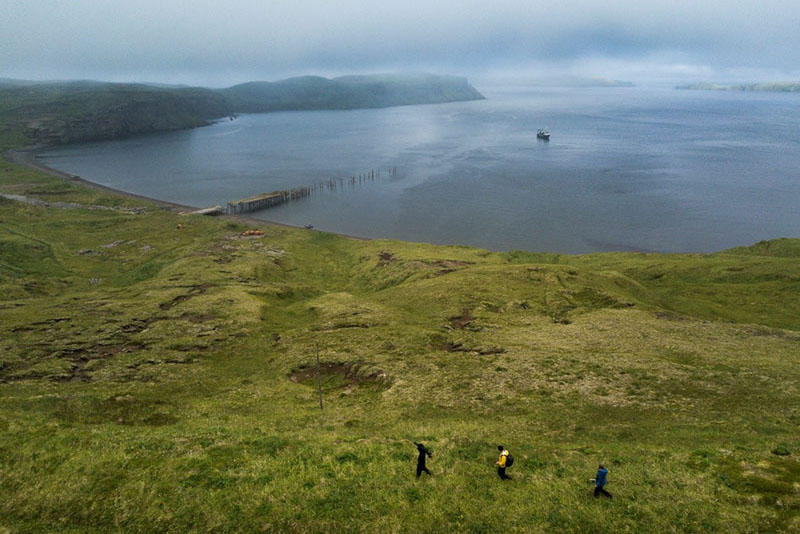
[{"left": 593, "top": 464, "right": 612, "bottom": 498}]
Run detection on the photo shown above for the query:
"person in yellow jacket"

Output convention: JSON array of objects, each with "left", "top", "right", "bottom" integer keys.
[{"left": 496, "top": 445, "right": 512, "bottom": 480}]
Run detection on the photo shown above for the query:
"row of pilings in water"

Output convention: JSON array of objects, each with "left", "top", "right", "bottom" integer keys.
[{"left": 226, "top": 168, "right": 397, "bottom": 215}]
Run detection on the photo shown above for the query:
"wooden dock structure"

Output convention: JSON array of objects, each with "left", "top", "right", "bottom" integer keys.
[
  {"left": 226, "top": 187, "right": 311, "bottom": 215},
  {"left": 225, "top": 168, "right": 391, "bottom": 215}
]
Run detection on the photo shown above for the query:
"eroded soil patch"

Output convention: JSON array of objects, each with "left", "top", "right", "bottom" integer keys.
[
  {"left": 159, "top": 283, "right": 213, "bottom": 310},
  {"left": 54, "top": 342, "right": 147, "bottom": 382},
  {"left": 289, "top": 361, "right": 391, "bottom": 391},
  {"left": 438, "top": 341, "right": 506, "bottom": 355},
  {"left": 378, "top": 251, "right": 396, "bottom": 265},
  {"left": 449, "top": 309, "right": 474, "bottom": 329},
  {"left": 180, "top": 312, "right": 216, "bottom": 323}
]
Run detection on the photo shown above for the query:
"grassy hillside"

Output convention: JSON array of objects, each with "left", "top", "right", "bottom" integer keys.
[
  {"left": 1, "top": 154, "right": 798, "bottom": 533},
  {"left": 220, "top": 73, "right": 485, "bottom": 112},
  {"left": 0, "top": 74, "right": 485, "bottom": 148},
  {"left": 0, "top": 82, "right": 231, "bottom": 147}
]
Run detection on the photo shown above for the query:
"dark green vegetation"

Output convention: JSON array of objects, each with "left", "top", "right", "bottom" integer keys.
[
  {"left": 0, "top": 82, "right": 231, "bottom": 146},
  {"left": 677, "top": 82, "right": 800, "bottom": 93},
  {"left": 221, "top": 73, "right": 485, "bottom": 113},
  {"left": 0, "top": 74, "right": 485, "bottom": 147},
  {"left": 1, "top": 157, "right": 799, "bottom": 532}
]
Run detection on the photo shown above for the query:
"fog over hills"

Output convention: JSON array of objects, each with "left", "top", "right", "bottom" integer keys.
[
  {"left": 677, "top": 81, "right": 800, "bottom": 92},
  {"left": 4, "top": 0, "right": 800, "bottom": 85}
]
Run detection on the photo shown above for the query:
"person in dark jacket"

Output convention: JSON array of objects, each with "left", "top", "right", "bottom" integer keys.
[
  {"left": 593, "top": 464, "right": 612, "bottom": 498},
  {"left": 415, "top": 442, "right": 432, "bottom": 477}
]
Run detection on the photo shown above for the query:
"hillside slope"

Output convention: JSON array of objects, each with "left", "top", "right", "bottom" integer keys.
[
  {"left": 0, "top": 74, "right": 485, "bottom": 148},
  {"left": 0, "top": 82, "right": 231, "bottom": 146},
  {"left": 221, "top": 73, "right": 485, "bottom": 112},
  {"left": 1, "top": 158, "right": 798, "bottom": 533}
]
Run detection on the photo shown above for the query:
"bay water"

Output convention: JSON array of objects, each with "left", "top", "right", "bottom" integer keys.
[{"left": 39, "top": 86, "right": 800, "bottom": 253}]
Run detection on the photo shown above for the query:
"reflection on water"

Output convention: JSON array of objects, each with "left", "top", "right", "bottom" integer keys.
[{"left": 39, "top": 86, "right": 800, "bottom": 253}]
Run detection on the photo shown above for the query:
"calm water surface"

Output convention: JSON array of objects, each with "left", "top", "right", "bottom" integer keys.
[{"left": 40, "top": 86, "right": 800, "bottom": 253}]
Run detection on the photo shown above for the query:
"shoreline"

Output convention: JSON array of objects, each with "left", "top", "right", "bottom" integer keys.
[
  {"left": 7, "top": 146, "right": 198, "bottom": 213},
  {"left": 5, "top": 145, "right": 370, "bottom": 239}
]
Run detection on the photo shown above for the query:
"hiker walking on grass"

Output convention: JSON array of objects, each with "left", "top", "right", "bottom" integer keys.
[
  {"left": 593, "top": 464, "right": 612, "bottom": 498},
  {"left": 496, "top": 445, "right": 513, "bottom": 480},
  {"left": 415, "top": 442, "right": 432, "bottom": 477}
]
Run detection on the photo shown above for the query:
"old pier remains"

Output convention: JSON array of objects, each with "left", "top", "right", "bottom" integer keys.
[
  {"left": 226, "top": 168, "right": 394, "bottom": 215},
  {"left": 226, "top": 187, "right": 311, "bottom": 215}
]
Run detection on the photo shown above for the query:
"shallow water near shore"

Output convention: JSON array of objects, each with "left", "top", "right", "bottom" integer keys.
[{"left": 39, "top": 86, "right": 800, "bottom": 253}]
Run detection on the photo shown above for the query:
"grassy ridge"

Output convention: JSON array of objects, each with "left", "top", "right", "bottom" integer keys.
[
  {"left": 1, "top": 156, "right": 798, "bottom": 532},
  {"left": 222, "top": 73, "right": 485, "bottom": 113},
  {"left": 0, "top": 82, "right": 231, "bottom": 147},
  {"left": 0, "top": 74, "right": 485, "bottom": 148}
]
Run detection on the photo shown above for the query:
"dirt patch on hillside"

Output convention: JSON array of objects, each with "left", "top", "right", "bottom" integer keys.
[
  {"left": 180, "top": 312, "right": 216, "bottom": 323},
  {"left": 449, "top": 309, "right": 474, "bottom": 329},
  {"left": 159, "top": 283, "right": 213, "bottom": 310},
  {"left": 438, "top": 341, "right": 506, "bottom": 355},
  {"left": 378, "top": 251, "right": 397, "bottom": 265},
  {"left": 54, "top": 342, "right": 147, "bottom": 382},
  {"left": 289, "top": 361, "right": 391, "bottom": 390}
]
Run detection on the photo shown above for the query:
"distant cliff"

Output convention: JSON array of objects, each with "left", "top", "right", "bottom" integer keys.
[
  {"left": 677, "top": 82, "right": 800, "bottom": 93},
  {"left": 0, "top": 74, "right": 485, "bottom": 147},
  {"left": 220, "top": 73, "right": 485, "bottom": 112}
]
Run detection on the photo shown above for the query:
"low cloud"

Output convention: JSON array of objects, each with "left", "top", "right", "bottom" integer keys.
[{"left": 3, "top": 0, "right": 799, "bottom": 85}]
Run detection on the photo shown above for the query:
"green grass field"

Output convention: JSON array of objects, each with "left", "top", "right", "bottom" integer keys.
[{"left": 1, "top": 155, "right": 799, "bottom": 533}]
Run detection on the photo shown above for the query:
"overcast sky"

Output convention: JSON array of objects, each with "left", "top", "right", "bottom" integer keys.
[{"left": 3, "top": 0, "right": 800, "bottom": 86}]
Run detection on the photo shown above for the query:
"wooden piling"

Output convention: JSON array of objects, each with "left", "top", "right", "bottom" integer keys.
[
  {"left": 226, "top": 186, "right": 311, "bottom": 215},
  {"left": 225, "top": 168, "right": 387, "bottom": 215}
]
